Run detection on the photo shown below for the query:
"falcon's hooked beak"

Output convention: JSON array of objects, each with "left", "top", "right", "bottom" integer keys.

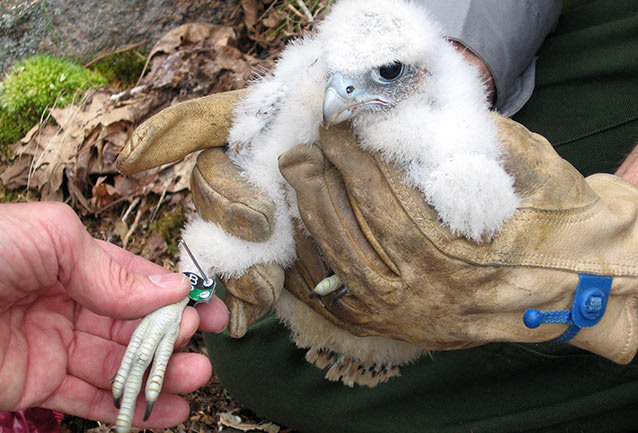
[{"left": 322, "top": 72, "right": 389, "bottom": 126}]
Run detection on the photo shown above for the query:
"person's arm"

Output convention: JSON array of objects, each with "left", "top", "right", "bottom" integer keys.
[
  {"left": 420, "top": 0, "right": 562, "bottom": 115},
  {"left": 615, "top": 147, "right": 638, "bottom": 185}
]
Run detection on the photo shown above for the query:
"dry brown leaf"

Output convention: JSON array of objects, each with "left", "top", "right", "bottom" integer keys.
[
  {"left": 115, "top": 218, "right": 129, "bottom": 241},
  {"left": 147, "top": 148, "right": 199, "bottom": 195},
  {"left": 241, "top": 0, "right": 259, "bottom": 28},
  {"left": 142, "top": 230, "right": 169, "bottom": 262},
  {"left": 0, "top": 155, "right": 31, "bottom": 190},
  {"left": 3, "top": 18, "right": 264, "bottom": 216},
  {"left": 262, "top": 10, "right": 285, "bottom": 29},
  {"left": 218, "top": 412, "right": 280, "bottom": 433},
  {"left": 143, "top": 23, "right": 257, "bottom": 97},
  {"left": 91, "top": 177, "right": 123, "bottom": 208},
  {"left": 27, "top": 122, "right": 80, "bottom": 200},
  {"left": 20, "top": 124, "right": 42, "bottom": 144},
  {"left": 113, "top": 174, "right": 144, "bottom": 197},
  {"left": 149, "top": 23, "right": 236, "bottom": 59}
]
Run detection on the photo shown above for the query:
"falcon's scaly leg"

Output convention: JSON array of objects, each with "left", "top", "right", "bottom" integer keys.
[{"left": 112, "top": 297, "right": 189, "bottom": 433}]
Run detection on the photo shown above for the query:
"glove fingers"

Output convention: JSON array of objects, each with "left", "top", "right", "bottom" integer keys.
[
  {"left": 224, "top": 293, "right": 271, "bottom": 338},
  {"left": 223, "top": 263, "right": 284, "bottom": 337},
  {"left": 279, "top": 140, "right": 405, "bottom": 306},
  {"left": 316, "top": 123, "right": 443, "bottom": 254},
  {"left": 117, "top": 90, "right": 245, "bottom": 174},
  {"left": 283, "top": 223, "right": 381, "bottom": 335},
  {"left": 192, "top": 148, "right": 275, "bottom": 242}
]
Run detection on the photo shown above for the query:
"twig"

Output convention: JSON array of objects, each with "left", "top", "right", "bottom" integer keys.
[
  {"left": 123, "top": 197, "right": 145, "bottom": 248},
  {"left": 296, "top": 0, "right": 314, "bottom": 21},
  {"left": 148, "top": 180, "right": 171, "bottom": 227},
  {"left": 135, "top": 53, "right": 153, "bottom": 88},
  {"left": 68, "top": 179, "right": 93, "bottom": 214},
  {"left": 84, "top": 40, "right": 147, "bottom": 68},
  {"left": 97, "top": 193, "right": 138, "bottom": 214},
  {"left": 286, "top": 4, "right": 308, "bottom": 21},
  {"left": 256, "top": 1, "right": 278, "bottom": 24},
  {"left": 121, "top": 196, "right": 141, "bottom": 223}
]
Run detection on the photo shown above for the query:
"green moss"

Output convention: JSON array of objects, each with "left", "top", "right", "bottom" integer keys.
[
  {"left": 0, "top": 180, "right": 24, "bottom": 203},
  {"left": 90, "top": 50, "right": 147, "bottom": 89},
  {"left": 151, "top": 207, "right": 186, "bottom": 255},
  {"left": 0, "top": 107, "right": 22, "bottom": 152},
  {"left": 1, "top": 54, "right": 107, "bottom": 118},
  {"left": 0, "top": 55, "right": 107, "bottom": 148}
]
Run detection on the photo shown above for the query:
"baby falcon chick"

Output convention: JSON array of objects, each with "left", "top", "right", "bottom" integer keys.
[
  {"left": 182, "top": 0, "right": 519, "bottom": 282},
  {"left": 113, "top": 0, "right": 519, "bottom": 430}
]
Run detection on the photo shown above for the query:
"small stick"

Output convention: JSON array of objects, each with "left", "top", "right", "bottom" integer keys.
[
  {"left": 296, "top": 0, "right": 313, "bottom": 21},
  {"left": 286, "top": 4, "right": 308, "bottom": 21},
  {"left": 123, "top": 198, "right": 144, "bottom": 248},
  {"left": 121, "top": 197, "right": 140, "bottom": 224},
  {"left": 84, "top": 40, "right": 147, "bottom": 68},
  {"left": 148, "top": 180, "right": 171, "bottom": 227}
]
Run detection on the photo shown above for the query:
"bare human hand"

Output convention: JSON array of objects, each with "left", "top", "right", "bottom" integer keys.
[
  {"left": 450, "top": 41, "right": 496, "bottom": 104},
  {"left": 0, "top": 202, "right": 228, "bottom": 428}
]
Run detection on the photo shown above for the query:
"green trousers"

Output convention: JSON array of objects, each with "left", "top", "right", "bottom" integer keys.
[{"left": 206, "top": 1, "right": 638, "bottom": 432}]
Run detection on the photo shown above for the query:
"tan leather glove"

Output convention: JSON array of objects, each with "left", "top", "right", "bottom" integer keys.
[
  {"left": 278, "top": 117, "right": 638, "bottom": 366},
  {"left": 118, "top": 90, "right": 284, "bottom": 338},
  {"left": 118, "top": 91, "right": 638, "bottom": 382},
  {"left": 189, "top": 147, "right": 285, "bottom": 337}
]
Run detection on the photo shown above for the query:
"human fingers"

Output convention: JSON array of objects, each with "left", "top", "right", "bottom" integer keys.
[
  {"left": 278, "top": 136, "right": 403, "bottom": 301},
  {"left": 42, "top": 375, "right": 192, "bottom": 428},
  {"left": 0, "top": 202, "right": 190, "bottom": 319},
  {"left": 195, "top": 296, "right": 229, "bottom": 333},
  {"left": 74, "top": 305, "right": 200, "bottom": 348},
  {"left": 49, "top": 208, "right": 191, "bottom": 318},
  {"left": 95, "top": 239, "right": 168, "bottom": 275},
  {"left": 67, "top": 330, "right": 211, "bottom": 393},
  {"left": 450, "top": 41, "right": 495, "bottom": 104}
]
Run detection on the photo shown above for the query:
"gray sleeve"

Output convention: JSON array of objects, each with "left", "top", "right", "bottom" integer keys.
[{"left": 418, "top": 0, "right": 562, "bottom": 116}]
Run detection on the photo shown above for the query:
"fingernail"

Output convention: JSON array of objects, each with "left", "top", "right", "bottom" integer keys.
[{"left": 149, "top": 273, "right": 188, "bottom": 288}]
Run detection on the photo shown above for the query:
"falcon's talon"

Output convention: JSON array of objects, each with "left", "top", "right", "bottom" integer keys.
[
  {"left": 113, "top": 297, "right": 189, "bottom": 432},
  {"left": 332, "top": 285, "right": 349, "bottom": 299},
  {"left": 143, "top": 401, "right": 155, "bottom": 421}
]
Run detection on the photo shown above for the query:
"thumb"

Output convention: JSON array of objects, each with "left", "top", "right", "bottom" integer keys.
[
  {"left": 68, "top": 239, "right": 191, "bottom": 319},
  {"left": 35, "top": 203, "right": 191, "bottom": 319}
]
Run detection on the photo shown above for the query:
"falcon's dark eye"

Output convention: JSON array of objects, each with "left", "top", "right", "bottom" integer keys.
[{"left": 377, "top": 62, "right": 404, "bottom": 82}]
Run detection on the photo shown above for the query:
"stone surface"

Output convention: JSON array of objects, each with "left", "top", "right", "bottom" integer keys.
[{"left": 0, "top": 0, "right": 239, "bottom": 74}]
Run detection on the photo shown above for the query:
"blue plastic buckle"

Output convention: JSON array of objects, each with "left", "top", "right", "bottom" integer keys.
[{"left": 522, "top": 274, "right": 612, "bottom": 343}]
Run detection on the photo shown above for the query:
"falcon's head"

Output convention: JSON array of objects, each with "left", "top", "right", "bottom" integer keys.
[{"left": 318, "top": 0, "right": 443, "bottom": 126}]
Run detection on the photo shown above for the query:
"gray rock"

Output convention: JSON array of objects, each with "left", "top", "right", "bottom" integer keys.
[{"left": 0, "top": 0, "right": 239, "bottom": 75}]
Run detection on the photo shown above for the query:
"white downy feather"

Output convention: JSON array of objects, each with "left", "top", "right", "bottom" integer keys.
[{"left": 179, "top": 0, "right": 520, "bottom": 384}]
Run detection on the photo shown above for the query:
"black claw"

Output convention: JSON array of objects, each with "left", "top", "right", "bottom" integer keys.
[
  {"left": 332, "top": 286, "right": 348, "bottom": 298},
  {"left": 144, "top": 401, "right": 155, "bottom": 421},
  {"left": 113, "top": 396, "right": 121, "bottom": 409}
]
